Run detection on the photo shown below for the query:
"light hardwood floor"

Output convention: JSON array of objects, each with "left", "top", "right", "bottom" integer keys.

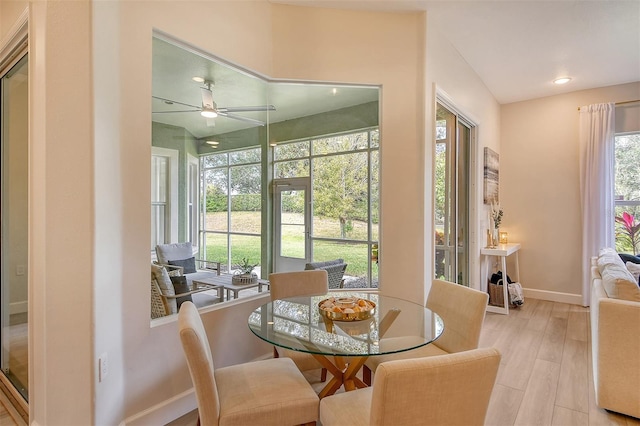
[{"left": 167, "top": 299, "right": 640, "bottom": 426}]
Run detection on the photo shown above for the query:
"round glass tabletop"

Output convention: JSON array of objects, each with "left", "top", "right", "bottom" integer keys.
[{"left": 248, "top": 292, "right": 444, "bottom": 357}]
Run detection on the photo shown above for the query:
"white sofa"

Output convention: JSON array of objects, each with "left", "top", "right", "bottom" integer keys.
[{"left": 590, "top": 248, "right": 640, "bottom": 418}]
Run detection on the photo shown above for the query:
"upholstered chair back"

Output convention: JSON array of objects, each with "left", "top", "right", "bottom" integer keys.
[
  {"left": 426, "top": 279, "right": 489, "bottom": 353},
  {"left": 370, "top": 348, "right": 500, "bottom": 425},
  {"left": 178, "top": 302, "right": 220, "bottom": 426},
  {"left": 269, "top": 269, "right": 328, "bottom": 301}
]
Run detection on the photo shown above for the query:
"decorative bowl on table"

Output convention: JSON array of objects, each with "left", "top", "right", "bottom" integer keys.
[{"left": 318, "top": 296, "right": 376, "bottom": 321}]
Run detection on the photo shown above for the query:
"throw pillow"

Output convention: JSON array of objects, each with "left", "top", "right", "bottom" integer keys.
[
  {"left": 168, "top": 257, "right": 197, "bottom": 274},
  {"left": 600, "top": 262, "right": 640, "bottom": 302},
  {"left": 170, "top": 275, "right": 193, "bottom": 309},
  {"left": 626, "top": 261, "right": 640, "bottom": 286},
  {"left": 151, "top": 263, "right": 177, "bottom": 314},
  {"left": 620, "top": 253, "right": 640, "bottom": 265}
]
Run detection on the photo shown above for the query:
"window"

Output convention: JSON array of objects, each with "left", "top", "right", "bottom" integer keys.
[
  {"left": 273, "top": 128, "right": 380, "bottom": 288},
  {"left": 187, "top": 155, "right": 199, "bottom": 246},
  {"left": 151, "top": 147, "right": 178, "bottom": 251},
  {"left": 200, "top": 147, "right": 262, "bottom": 275},
  {"left": 614, "top": 133, "right": 640, "bottom": 255}
]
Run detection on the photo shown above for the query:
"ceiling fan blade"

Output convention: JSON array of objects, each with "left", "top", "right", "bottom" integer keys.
[
  {"left": 218, "top": 111, "right": 266, "bottom": 126},
  {"left": 152, "top": 96, "right": 200, "bottom": 109},
  {"left": 152, "top": 109, "right": 200, "bottom": 114},
  {"left": 217, "top": 105, "right": 276, "bottom": 113},
  {"left": 200, "top": 87, "right": 215, "bottom": 109}
]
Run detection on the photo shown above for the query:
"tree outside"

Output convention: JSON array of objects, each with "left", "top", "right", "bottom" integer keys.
[{"left": 615, "top": 134, "right": 640, "bottom": 255}]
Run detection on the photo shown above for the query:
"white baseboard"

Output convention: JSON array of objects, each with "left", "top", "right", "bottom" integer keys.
[
  {"left": 122, "top": 388, "right": 196, "bottom": 426},
  {"left": 10, "top": 301, "right": 27, "bottom": 315},
  {"left": 523, "top": 288, "right": 583, "bottom": 306}
]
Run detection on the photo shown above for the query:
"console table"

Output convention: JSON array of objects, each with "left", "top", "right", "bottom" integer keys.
[{"left": 481, "top": 243, "right": 521, "bottom": 315}]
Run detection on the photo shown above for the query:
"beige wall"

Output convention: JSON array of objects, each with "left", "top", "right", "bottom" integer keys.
[
  {"left": 501, "top": 82, "right": 640, "bottom": 302},
  {"left": 425, "top": 18, "right": 501, "bottom": 292},
  {"left": 272, "top": 5, "right": 427, "bottom": 302},
  {"left": 0, "top": 0, "right": 27, "bottom": 42}
]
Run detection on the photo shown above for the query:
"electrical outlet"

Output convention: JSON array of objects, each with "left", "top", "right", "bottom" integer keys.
[{"left": 99, "top": 353, "right": 108, "bottom": 382}]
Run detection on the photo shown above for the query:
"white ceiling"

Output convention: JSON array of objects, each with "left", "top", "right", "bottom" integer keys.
[{"left": 273, "top": 0, "right": 640, "bottom": 104}]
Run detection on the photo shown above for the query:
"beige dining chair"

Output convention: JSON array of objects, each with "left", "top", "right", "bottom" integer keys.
[
  {"left": 363, "top": 278, "right": 489, "bottom": 385},
  {"left": 320, "top": 347, "right": 501, "bottom": 426},
  {"left": 177, "top": 301, "right": 319, "bottom": 426},
  {"left": 269, "top": 269, "right": 329, "bottom": 381}
]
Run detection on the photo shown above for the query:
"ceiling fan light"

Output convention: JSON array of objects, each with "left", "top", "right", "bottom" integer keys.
[{"left": 201, "top": 108, "right": 218, "bottom": 118}]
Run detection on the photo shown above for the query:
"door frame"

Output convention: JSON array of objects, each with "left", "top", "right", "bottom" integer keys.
[
  {"left": 434, "top": 92, "right": 479, "bottom": 289},
  {"left": 273, "top": 177, "right": 311, "bottom": 272}
]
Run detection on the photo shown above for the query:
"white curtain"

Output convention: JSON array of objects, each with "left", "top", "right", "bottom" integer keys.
[{"left": 579, "top": 103, "right": 615, "bottom": 306}]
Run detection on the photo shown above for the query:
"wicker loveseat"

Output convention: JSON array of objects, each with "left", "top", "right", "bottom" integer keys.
[{"left": 305, "top": 259, "right": 347, "bottom": 289}]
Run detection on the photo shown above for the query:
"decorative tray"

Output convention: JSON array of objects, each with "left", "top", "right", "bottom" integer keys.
[{"left": 318, "top": 296, "right": 376, "bottom": 321}]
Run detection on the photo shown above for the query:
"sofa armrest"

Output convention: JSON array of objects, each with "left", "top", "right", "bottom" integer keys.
[{"left": 595, "top": 298, "right": 640, "bottom": 417}]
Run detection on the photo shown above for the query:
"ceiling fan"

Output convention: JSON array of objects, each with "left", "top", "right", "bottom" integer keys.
[{"left": 152, "top": 80, "right": 275, "bottom": 126}]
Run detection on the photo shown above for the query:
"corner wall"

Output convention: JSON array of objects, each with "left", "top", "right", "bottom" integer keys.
[
  {"left": 501, "top": 82, "right": 640, "bottom": 303},
  {"left": 425, "top": 17, "right": 501, "bottom": 293},
  {"left": 272, "top": 5, "right": 427, "bottom": 303}
]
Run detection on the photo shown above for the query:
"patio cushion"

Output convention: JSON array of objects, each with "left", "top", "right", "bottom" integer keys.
[
  {"left": 169, "top": 256, "right": 197, "bottom": 274},
  {"left": 156, "top": 242, "right": 193, "bottom": 265},
  {"left": 151, "top": 263, "right": 177, "bottom": 314}
]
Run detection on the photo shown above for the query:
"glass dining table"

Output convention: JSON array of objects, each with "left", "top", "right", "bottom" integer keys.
[{"left": 248, "top": 291, "right": 444, "bottom": 398}]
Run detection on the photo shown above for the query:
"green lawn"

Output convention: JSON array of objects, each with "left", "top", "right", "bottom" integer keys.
[{"left": 202, "top": 211, "right": 378, "bottom": 277}]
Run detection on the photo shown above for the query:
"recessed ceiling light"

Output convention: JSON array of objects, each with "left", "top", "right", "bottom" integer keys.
[
  {"left": 553, "top": 77, "right": 572, "bottom": 85},
  {"left": 192, "top": 76, "right": 205, "bottom": 83},
  {"left": 206, "top": 140, "right": 219, "bottom": 145},
  {"left": 332, "top": 88, "right": 338, "bottom": 95}
]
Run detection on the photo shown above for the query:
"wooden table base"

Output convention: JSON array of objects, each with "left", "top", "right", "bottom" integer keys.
[{"left": 312, "top": 354, "right": 368, "bottom": 399}]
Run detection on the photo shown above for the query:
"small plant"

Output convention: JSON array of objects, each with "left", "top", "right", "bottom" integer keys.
[
  {"left": 491, "top": 202, "right": 503, "bottom": 229},
  {"left": 237, "top": 257, "right": 258, "bottom": 275},
  {"left": 615, "top": 212, "right": 640, "bottom": 255}
]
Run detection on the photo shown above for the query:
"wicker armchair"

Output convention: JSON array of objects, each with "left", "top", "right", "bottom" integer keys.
[{"left": 305, "top": 259, "right": 347, "bottom": 289}]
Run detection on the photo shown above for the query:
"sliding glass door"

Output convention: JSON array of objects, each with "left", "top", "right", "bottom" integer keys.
[
  {"left": 434, "top": 101, "right": 472, "bottom": 286},
  {"left": 1, "top": 54, "right": 29, "bottom": 400}
]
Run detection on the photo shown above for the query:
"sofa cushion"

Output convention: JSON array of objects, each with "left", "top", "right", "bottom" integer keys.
[
  {"left": 600, "top": 262, "right": 640, "bottom": 302},
  {"left": 626, "top": 261, "right": 640, "bottom": 285},
  {"left": 168, "top": 256, "right": 197, "bottom": 274},
  {"left": 597, "top": 247, "right": 625, "bottom": 270}
]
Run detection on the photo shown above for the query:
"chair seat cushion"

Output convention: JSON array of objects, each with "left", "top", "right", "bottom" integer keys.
[
  {"left": 215, "top": 358, "right": 319, "bottom": 426},
  {"left": 365, "top": 340, "right": 448, "bottom": 373},
  {"left": 319, "top": 387, "right": 372, "bottom": 426}
]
